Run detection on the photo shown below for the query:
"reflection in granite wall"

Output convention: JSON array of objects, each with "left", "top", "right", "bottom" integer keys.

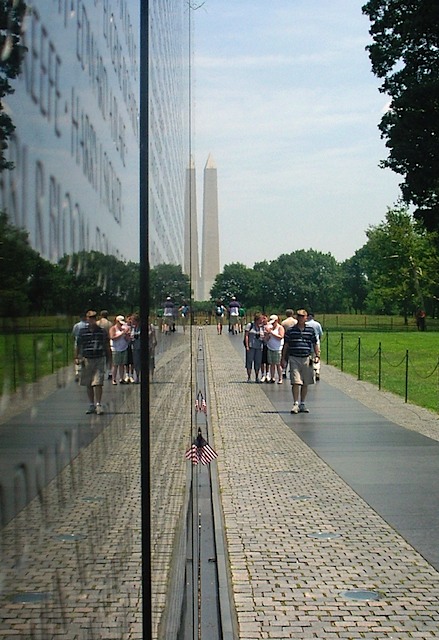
[
  {"left": 0, "top": 1, "right": 148, "bottom": 638},
  {"left": 0, "top": 0, "right": 194, "bottom": 637}
]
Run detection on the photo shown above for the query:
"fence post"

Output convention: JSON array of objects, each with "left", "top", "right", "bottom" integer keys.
[
  {"left": 33, "top": 337, "right": 38, "bottom": 383},
  {"left": 341, "top": 333, "right": 344, "bottom": 372},
  {"left": 325, "top": 330, "right": 329, "bottom": 364},
  {"left": 357, "top": 337, "right": 361, "bottom": 380},
  {"left": 378, "top": 342, "right": 382, "bottom": 390},
  {"left": 51, "top": 334, "right": 55, "bottom": 374},
  {"left": 405, "top": 349, "right": 409, "bottom": 403},
  {"left": 66, "top": 332, "right": 70, "bottom": 366},
  {"left": 12, "top": 343, "right": 17, "bottom": 392}
]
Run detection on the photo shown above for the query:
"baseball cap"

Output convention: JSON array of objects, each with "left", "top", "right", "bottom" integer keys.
[
  {"left": 269, "top": 314, "right": 278, "bottom": 322},
  {"left": 116, "top": 315, "right": 125, "bottom": 322},
  {"left": 86, "top": 310, "right": 97, "bottom": 318}
]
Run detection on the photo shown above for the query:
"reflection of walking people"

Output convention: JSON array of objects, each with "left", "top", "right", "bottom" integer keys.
[
  {"left": 214, "top": 300, "right": 226, "bottom": 334},
  {"left": 75, "top": 310, "right": 112, "bottom": 415},
  {"left": 109, "top": 315, "right": 130, "bottom": 384},
  {"left": 130, "top": 313, "right": 141, "bottom": 383},
  {"left": 179, "top": 302, "right": 190, "bottom": 332},
  {"left": 149, "top": 322, "right": 157, "bottom": 380},
  {"left": 72, "top": 313, "right": 87, "bottom": 381},
  {"left": 97, "top": 310, "right": 113, "bottom": 379},
  {"left": 244, "top": 312, "right": 265, "bottom": 382},
  {"left": 163, "top": 297, "right": 175, "bottom": 333},
  {"left": 282, "top": 308, "right": 320, "bottom": 414}
]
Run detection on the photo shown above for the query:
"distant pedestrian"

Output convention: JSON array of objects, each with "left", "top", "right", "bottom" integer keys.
[
  {"left": 306, "top": 313, "right": 323, "bottom": 381},
  {"left": 415, "top": 308, "right": 426, "bottom": 331},
  {"left": 282, "top": 308, "right": 320, "bottom": 414},
  {"left": 228, "top": 296, "right": 241, "bottom": 335},
  {"left": 75, "top": 310, "right": 112, "bottom": 415},
  {"left": 239, "top": 305, "right": 246, "bottom": 333},
  {"left": 214, "top": 300, "right": 226, "bottom": 334}
]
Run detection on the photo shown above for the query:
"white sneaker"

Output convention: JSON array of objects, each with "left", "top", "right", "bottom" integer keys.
[
  {"left": 266, "top": 373, "right": 271, "bottom": 383},
  {"left": 260, "top": 375, "right": 266, "bottom": 383},
  {"left": 291, "top": 402, "right": 299, "bottom": 414},
  {"left": 95, "top": 404, "right": 104, "bottom": 415},
  {"left": 299, "top": 403, "right": 309, "bottom": 413}
]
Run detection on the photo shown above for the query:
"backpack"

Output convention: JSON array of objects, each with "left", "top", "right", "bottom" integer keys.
[{"left": 215, "top": 305, "right": 223, "bottom": 316}]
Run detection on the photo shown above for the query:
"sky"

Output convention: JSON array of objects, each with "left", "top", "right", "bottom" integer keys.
[{"left": 193, "top": 0, "right": 402, "bottom": 269}]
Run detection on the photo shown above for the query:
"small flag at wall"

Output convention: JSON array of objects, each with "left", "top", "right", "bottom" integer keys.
[
  {"left": 195, "top": 391, "right": 207, "bottom": 414},
  {"left": 185, "top": 428, "right": 218, "bottom": 465}
]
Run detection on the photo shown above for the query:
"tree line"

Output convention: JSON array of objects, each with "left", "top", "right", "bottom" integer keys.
[
  {"left": 148, "top": 205, "right": 439, "bottom": 321},
  {"left": 0, "top": 213, "right": 139, "bottom": 317}
]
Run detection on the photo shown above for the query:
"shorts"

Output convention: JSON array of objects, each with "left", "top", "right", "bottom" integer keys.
[
  {"left": 80, "top": 357, "right": 106, "bottom": 387},
  {"left": 245, "top": 347, "right": 263, "bottom": 371},
  {"left": 289, "top": 356, "right": 315, "bottom": 386},
  {"left": 113, "top": 349, "right": 128, "bottom": 366},
  {"left": 267, "top": 349, "right": 282, "bottom": 365},
  {"left": 230, "top": 316, "right": 239, "bottom": 325},
  {"left": 216, "top": 315, "right": 224, "bottom": 324}
]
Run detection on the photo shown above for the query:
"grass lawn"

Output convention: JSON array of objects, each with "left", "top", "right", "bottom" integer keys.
[
  {"left": 324, "top": 331, "right": 439, "bottom": 413},
  {"left": 0, "top": 332, "right": 72, "bottom": 393}
]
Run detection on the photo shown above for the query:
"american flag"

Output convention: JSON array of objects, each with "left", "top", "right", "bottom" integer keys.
[
  {"left": 195, "top": 391, "right": 207, "bottom": 414},
  {"left": 185, "top": 429, "right": 218, "bottom": 465}
]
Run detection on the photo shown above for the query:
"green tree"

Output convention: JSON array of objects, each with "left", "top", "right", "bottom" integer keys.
[
  {"left": 260, "top": 250, "right": 343, "bottom": 313},
  {"left": 149, "top": 263, "right": 191, "bottom": 309},
  {"left": 0, "top": 210, "right": 37, "bottom": 315},
  {"left": 341, "top": 249, "right": 370, "bottom": 314},
  {"left": 361, "top": 205, "right": 437, "bottom": 320},
  {"left": 58, "top": 251, "right": 140, "bottom": 314},
  {"left": 362, "top": 1, "right": 439, "bottom": 233},
  {"left": 0, "top": 0, "right": 27, "bottom": 170},
  {"left": 210, "top": 262, "right": 258, "bottom": 307}
]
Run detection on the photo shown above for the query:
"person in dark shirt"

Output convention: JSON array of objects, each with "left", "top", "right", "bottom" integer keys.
[
  {"left": 282, "top": 308, "right": 320, "bottom": 414},
  {"left": 75, "top": 310, "right": 112, "bottom": 415}
]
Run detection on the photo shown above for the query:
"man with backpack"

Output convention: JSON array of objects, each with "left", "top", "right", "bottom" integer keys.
[{"left": 228, "top": 296, "right": 241, "bottom": 335}]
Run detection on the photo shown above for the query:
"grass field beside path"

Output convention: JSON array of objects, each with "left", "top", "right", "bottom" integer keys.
[{"left": 324, "top": 331, "right": 439, "bottom": 413}]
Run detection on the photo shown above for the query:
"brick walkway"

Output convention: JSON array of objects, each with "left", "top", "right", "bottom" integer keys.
[{"left": 204, "top": 326, "right": 439, "bottom": 639}]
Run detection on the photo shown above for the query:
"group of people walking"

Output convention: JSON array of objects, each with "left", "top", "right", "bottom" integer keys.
[
  {"left": 244, "top": 308, "right": 323, "bottom": 414},
  {"left": 215, "top": 296, "right": 246, "bottom": 334},
  {"left": 73, "top": 310, "right": 142, "bottom": 415}
]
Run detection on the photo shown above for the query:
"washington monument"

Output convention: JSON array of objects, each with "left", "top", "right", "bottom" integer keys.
[
  {"left": 183, "top": 156, "right": 200, "bottom": 300},
  {"left": 200, "top": 154, "right": 220, "bottom": 301}
]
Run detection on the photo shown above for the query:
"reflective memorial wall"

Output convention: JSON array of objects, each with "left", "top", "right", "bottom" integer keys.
[{"left": 0, "top": 0, "right": 197, "bottom": 637}]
